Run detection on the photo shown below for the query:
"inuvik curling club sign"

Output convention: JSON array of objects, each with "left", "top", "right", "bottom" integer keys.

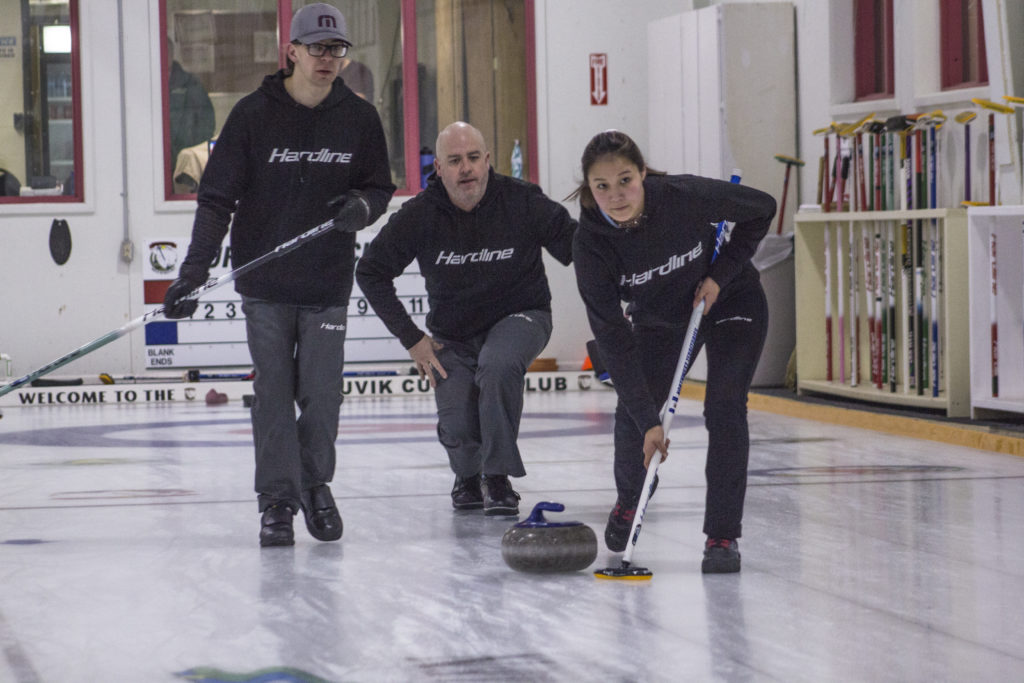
[{"left": 2, "top": 372, "right": 601, "bottom": 408}]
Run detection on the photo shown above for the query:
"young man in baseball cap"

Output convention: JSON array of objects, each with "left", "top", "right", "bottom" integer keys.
[{"left": 164, "top": 2, "right": 395, "bottom": 547}]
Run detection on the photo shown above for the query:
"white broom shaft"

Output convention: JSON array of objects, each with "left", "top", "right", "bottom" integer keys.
[
  {"left": 838, "top": 224, "right": 846, "bottom": 383},
  {"left": 849, "top": 221, "right": 858, "bottom": 386},
  {"left": 862, "top": 229, "right": 874, "bottom": 385},
  {"left": 825, "top": 224, "right": 832, "bottom": 381},
  {"left": 621, "top": 299, "right": 704, "bottom": 566}
]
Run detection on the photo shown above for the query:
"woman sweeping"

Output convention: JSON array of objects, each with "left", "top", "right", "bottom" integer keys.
[{"left": 569, "top": 130, "right": 775, "bottom": 573}]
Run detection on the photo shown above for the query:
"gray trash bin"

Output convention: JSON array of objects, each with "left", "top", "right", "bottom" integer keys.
[{"left": 750, "top": 233, "right": 795, "bottom": 387}]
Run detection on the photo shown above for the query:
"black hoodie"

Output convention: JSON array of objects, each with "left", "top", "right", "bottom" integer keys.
[
  {"left": 180, "top": 70, "right": 396, "bottom": 306},
  {"left": 573, "top": 173, "right": 776, "bottom": 433},
  {"left": 356, "top": 169, "right": 576, "bottom": 348}
]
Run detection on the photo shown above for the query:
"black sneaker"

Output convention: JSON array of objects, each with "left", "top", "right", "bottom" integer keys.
[
  {"left": 481, "top": 474, "right": 520, "bottom": 516},
  {"left": 302, "top": 484, "right": 343, "bottom": 542},
  {"left": 259, "top": 503, "right": 296, "bottom": 547},
  {"left": 451, "top": 475, "right": 484, "bottom": 510},
  {"left": 701, "top": 538, "right": 741, "bottom": 574},
  {"left": 604, "top": 476, "right": 658, "bottom": 553},
  {"left": 605, "top": 498, "right": 636, "bottom": 552}
]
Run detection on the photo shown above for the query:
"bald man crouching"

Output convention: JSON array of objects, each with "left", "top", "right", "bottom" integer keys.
[{"left": 356, "top": 122, "right": 577, "bottom": 516}]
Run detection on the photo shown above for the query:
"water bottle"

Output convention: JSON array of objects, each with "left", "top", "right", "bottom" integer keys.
[
  {"left": 510, "top": 139, "right": 522, "bottom": 179},
  {"left": 419, "top": 146, "right": 434, "bottom": 189}
]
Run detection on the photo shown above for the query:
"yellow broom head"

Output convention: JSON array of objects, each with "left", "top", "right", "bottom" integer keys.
[
  {"left": 971, "top": 98, "right": 1014, "bottom": 114},
  {"left": 774, "top": 154, "right": 805, "bottom": 167}
]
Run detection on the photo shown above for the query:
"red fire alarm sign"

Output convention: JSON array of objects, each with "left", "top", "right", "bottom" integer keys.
[{"left": 590, "top": 53, "right": 607, "bottom": 105}]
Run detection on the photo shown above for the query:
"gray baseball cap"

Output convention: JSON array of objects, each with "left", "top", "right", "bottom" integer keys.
[{"left": 290, "top": 3, "right": 349, "bottom": 45}]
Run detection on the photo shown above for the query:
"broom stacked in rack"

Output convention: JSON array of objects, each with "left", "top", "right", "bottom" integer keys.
[{"left": 813, "top": 98, "right": 1019, "bottom": 401}]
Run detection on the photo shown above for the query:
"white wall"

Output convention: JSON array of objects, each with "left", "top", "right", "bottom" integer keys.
[
  {"left": 0, "top": 0, "right": 26, "bottom": 179},
  {"left": 533, "top": 0, "right": 688, "bottom": 367}
]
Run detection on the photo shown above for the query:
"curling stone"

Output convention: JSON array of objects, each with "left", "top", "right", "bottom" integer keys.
[{"left": 501, "top": 501, "right": 598, "bottom": 573}]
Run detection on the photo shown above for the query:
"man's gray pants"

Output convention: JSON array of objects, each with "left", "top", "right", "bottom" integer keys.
[
  {"left": 242, "top": 297, "right": 347, "bottom": 512},
  {"left": 433, "top": 309, "right": 552, "bottom": 479}
]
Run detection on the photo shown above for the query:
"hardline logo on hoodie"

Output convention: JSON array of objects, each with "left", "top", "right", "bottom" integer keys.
[
  {"left": 620, "top": 242, "right": 703, "bottom": 287},
  {"left": 268, "top": 147, "right": 353, "bottom": 164},
  {"left": 435, "top": 246, "right": 515, "bottom": 265}
]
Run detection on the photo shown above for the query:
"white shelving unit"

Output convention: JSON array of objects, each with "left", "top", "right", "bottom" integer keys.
[
  {"left": 967, "top": 205, "right": 1024, "bottom": 419},
  {"left": 794, "top": 208, "right": 969, "bottom": 417}
]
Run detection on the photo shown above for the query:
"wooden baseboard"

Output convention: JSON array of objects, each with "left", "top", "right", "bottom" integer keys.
[{"left": 678, "top": 382, "right": 1024, "bottom": 458}]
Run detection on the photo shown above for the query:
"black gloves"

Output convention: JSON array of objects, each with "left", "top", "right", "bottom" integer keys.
[
  {"left": 163, "top": 270, "right": 207, "bottom": 319},
  {"left": 328, "top": 190, "right": 371, "bottom": 233}
]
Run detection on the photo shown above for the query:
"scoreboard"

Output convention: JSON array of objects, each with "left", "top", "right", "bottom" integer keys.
[{"left": 140, "top": 228, "right": 425, "bottom": 369}]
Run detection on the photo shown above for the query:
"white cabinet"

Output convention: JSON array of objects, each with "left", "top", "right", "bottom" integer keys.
[
  {"left": 794, "top": 209, "right": 970, "bottom": 417},
  {"left": 968, "top": 206, "right": 1024, "bottom": 418},
  {"left": 647, "top": 3, "right": 796, "bottom": 206},
  {"left": 648, "top": 2, "right": 797, "bottom": 386}
]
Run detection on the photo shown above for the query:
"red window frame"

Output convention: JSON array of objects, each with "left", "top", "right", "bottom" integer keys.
[
  {"left": 939, "top": 0, "right": 988, "bottom": 90},
  {"left": 853, "top": 0, "right": 894, "bottom": 101},
  {"left": 162, "top": 0, "right": 537, "bottom": 200},
  {"left": 1, "top": 1, "right": 84, "bottom": 204}
]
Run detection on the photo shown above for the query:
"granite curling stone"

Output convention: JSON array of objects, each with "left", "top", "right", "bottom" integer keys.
[{"left": 501, "top": 501, "right": 598, "bottom": 573}]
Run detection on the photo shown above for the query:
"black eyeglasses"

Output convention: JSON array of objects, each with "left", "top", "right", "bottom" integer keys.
[{"left": 305, "top": 42, "right": 348, "bottom": 58}]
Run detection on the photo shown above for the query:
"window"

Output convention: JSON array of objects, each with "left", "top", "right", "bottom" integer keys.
[
  {"left": 162, "top": 0, "right": 534, "bottom": 199},
  {"left": 161, "top": 0, "right": 281, "bottom": 198},
  {"left": 0, "top": 0, "right": 82, "bottom": 202},
  {"left": 853, "top": 0, "right": 893, "bottom": 101},
  {"left": 414, "top": 0, "right": 532, "bottom": 188},
  {"left": 940, "top": 0, "right": 988, "bottom": 90}
]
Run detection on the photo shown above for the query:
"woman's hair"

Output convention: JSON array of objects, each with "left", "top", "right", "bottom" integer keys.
[{"left": 566, "top": 130, "right": 662, "bottom": 209}]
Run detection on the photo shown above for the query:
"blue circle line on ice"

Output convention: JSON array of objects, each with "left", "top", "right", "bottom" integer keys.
[{"left": 0, "top": 411, "right": 651, "bottom": 448}]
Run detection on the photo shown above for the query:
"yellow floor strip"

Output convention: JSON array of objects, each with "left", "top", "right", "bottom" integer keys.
[{"left": 677, "top": 384, "right": 1024, "bottom": 458}]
